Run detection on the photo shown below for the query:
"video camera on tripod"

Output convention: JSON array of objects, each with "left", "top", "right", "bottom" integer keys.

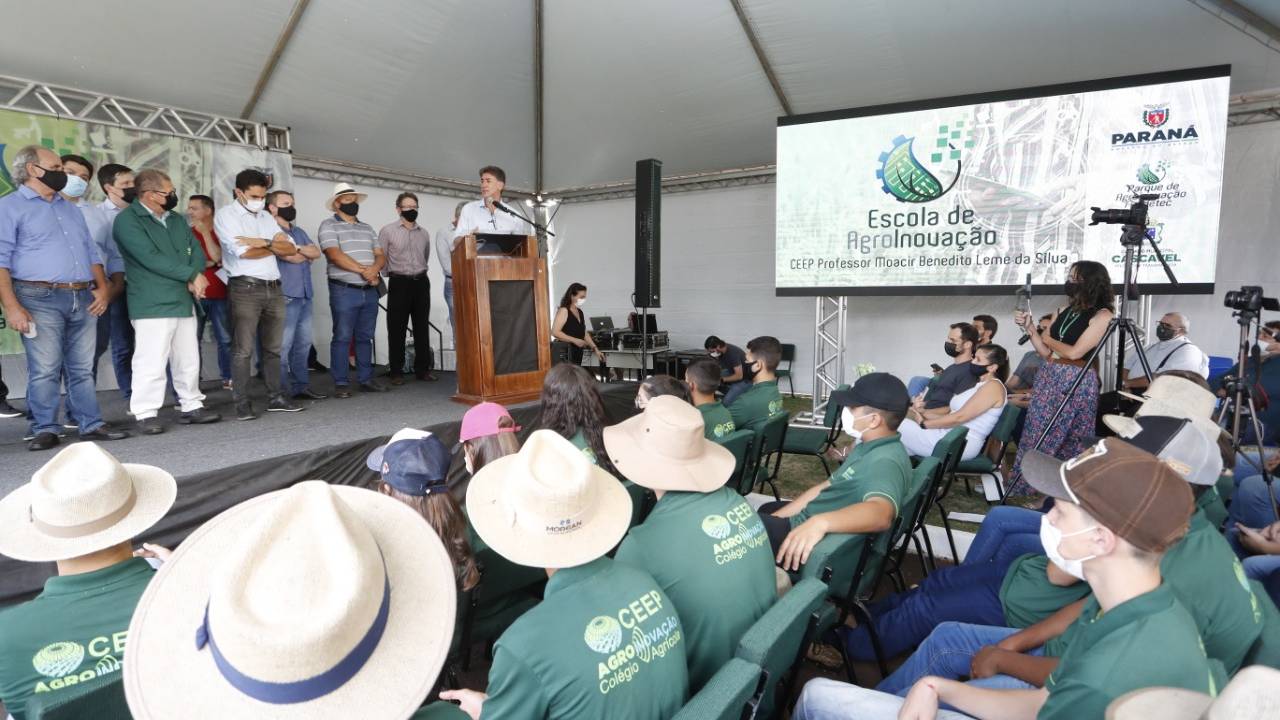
[
  {"left": 1089, "top": 193, "right": 1159, "bottom": 228},
  {"left": 1224, "top": 285, "right": 1279, "bottom": 314},
  {"left": 1218, "top": 284, "right": 1279, "bottom": 521}
]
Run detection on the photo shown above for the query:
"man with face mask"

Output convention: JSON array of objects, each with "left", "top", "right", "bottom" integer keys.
[
  {"left": 267, "top": 190, "right": 324, "bottom": 401},
  {"left": 0, "top": 145, "right": 128, "bottom": 450},
  {"left": 112, "top": 169, "right": 222, "bottom": 434},
  {"left": 757, "top": 372, "right": 913, "bottom": 574},
  {"left": 214, "top": 169, "right": 301, "bottom": 420},
  {"left": 378, "top": 191, "right": 435, "bottom": 384},
  {"left": 726, "top": 336, "right": 785, "bottom": 430},
  {"left": 796, "top": 434, "right": 1221, "bottom": 720},
  {"left": 703, "top": 335, "right": 749, "bottom": 405},
  {"left": 94, "top": 163, "right": 138, "bottom": 399},
  {"left": 318, "top": 182, "right": 386, "bottom": 398},
  {"left": 1121, "top": 312, "right": 1208, "bottom": 392}
]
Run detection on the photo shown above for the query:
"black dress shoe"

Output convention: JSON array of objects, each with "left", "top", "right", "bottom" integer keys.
[
  {"left": 236, "top": 401, "right": 258, "bottom": 421},
  {"left": 267, "top": 397, "right": 304, "bottom": 413},
  {"left": 294, "top": 388, "right": 328, "bottom": 400},
  {"left": 0, "top": 400, "right": 22, "bottom": 419},
  {"left": 334, "top": 386, "right": 353, "bottom": 399},
  {"left": 179, "top": 408, "right": 222, "bottom": 425},
  {"left": 388, "top": 374, "right": 405, "bottom": 386},
  {"left": 309, "top": 361, "right": 329, "bottom": 373},
  {"left": 28, "top": 432, "right": 60, "bottom": 451},
  {"left": 80, "top": 427, "right": 131, "bottom": 441},
  {"left": 137, "top": 417, "right": 166, "bottom": 435},
  {"left": 416, "top": 372, "right": 439, "bottom": 382},
  {"left": 359, "top": 380, "right": 389, "bottom": 393}
]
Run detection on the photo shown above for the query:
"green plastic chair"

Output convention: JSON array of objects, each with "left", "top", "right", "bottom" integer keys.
[
  {"left": 749, "top": 412, "right": 791, "bottom": 500},
  {"left": 781, "top": 384, "right": 849, "bottom": 476},
  {"left": 672, "top": 658, "right": 765, "bottom": 720},
  {"left": 954, "top": 403, "right": 1024, "bottom": 504},
  {"left": 907, "top": 427, "right": 969, "bottom": 570},
  {"left": 26, "top": 675, "right": 129, "bottom": 720},
  {"left": 717, "top": 428, "right": 756, "bottom": 495},
  {"left": 734, "top": 577, "right": 827, "bottom": 720},
  {"left": 776, "top": 343, "right": 796, "bottom": 397}
]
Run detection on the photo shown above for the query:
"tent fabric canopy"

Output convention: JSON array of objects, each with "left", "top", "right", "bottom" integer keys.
[{"left": 2, "top": 0, "right": 1278, "bottom": 191}]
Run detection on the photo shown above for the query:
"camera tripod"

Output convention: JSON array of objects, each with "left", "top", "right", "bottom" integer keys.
[{"left": 1216, "top": 310, "right": 1279, "bottom": 522}]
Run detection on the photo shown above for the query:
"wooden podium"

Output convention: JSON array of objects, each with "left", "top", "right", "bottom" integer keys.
[{"left": 451, "top": 235, "right": 551, "bottom": 405}]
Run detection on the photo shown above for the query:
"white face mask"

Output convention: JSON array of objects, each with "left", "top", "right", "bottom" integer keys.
[
  {"left": 575, "top": 298, "right": 586, "bottom": 308},
  {"left": 842, "top": 408, "right": 874, "bottom": 443},
  {"left": 62, "top": 175, "right": 88, "bottom": 199},
  {"left": 709, "top": 351, "right": 721, "bottom": 358},
  {"left": 1039, "top": 514, "right": 1099, "bottom": 581},
  {"left": 243, "top": 197, "right": 265, "bottom": 213},
  {"left": 464, "top": 451, "right": 475, "bottom": 476}
]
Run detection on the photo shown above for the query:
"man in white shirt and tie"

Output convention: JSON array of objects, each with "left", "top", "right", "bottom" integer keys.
[
  {"left": 1121, "top": 311, "right": 1210, "bottom": 391},
  {"left": 213, "top": 168, "right": 302, "bottom": 420}
]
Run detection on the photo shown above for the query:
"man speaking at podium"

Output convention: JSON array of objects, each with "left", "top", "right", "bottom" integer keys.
[{"left": 453, "top": 165, "right": 531, "bottom": 240}]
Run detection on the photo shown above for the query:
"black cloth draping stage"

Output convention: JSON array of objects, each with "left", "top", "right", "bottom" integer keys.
[{"left": 0, "top": 382, "right": 639, "bottom": 605}]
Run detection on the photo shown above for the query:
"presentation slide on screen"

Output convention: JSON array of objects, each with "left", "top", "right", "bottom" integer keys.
[{"left": 775, "top": 67, "right": 1230, "bottom": 296}]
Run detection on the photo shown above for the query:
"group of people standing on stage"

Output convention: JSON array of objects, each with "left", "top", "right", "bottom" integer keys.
[{"left": 0, "top": 154, "right": 528, "bottom": 450}]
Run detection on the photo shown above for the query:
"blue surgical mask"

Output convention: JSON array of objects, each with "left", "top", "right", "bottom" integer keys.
[{"left": 62, "top": 174, "right": 88, "bottom": 199}]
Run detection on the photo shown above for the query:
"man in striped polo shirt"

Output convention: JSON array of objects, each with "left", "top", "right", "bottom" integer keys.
[{"left": 317, "top": 182, "right": 388, "bottom": 398}]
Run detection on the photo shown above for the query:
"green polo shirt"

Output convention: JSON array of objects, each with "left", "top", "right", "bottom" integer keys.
[
  {"left": 789, "top": 434, "right": 911, "bottom": 529},
  {"left": 412, "top": 701, "right": 469, "bottom": 719},
  {"left": 569, "top": 429, "right": 598, "bottom": 464},
  {"left": 482, "top": 556, "right": 688, "bottom": 719},
  {"left": 697, "top": 402, "right": 736, "bottom": 440},
  {"left": 1194, "top": 485, "right": 1228, "bottom": 531},
  {"left": 727, "top": 380, "right": 783, "bottom": 430},
  {"left": 614, "top": 488, "right": 774, "bottom": 691},
  {"left": 1041, "top": 510, "right": 1261, "bottom": 674},
  {"left": 1040, "top": 585, "right": 1219, "bottom": 720},
  {"left": 999, "top": 554, "right": 1091, "bottom": 629},
  {"left": 0, "top": 559, "right": 154, "bottom": 720}
]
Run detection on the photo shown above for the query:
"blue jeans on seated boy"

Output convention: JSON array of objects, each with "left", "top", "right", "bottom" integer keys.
[
  {"left": 875, "top": 622, "right": 1041, "bottom": 697},
  {"left": 962, "top": 506, "right": 1044, "bottom": 566}
]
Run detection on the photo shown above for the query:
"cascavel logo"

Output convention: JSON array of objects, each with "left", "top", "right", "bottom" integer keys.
[
  {"left": 33, "top": 642, "right": 84, "bottom": 678},
  {"left": 876, "top": 120, "right": 971, "bottom": 204},
  {"left": 701, "top": 514, "right": 733, "bottom": 540},
  {"left": 584, "top": 616, "right": 624, "bottom": 654},
  {"left": 1143, "top": 106, "right": 1169, "bottom": 128}
]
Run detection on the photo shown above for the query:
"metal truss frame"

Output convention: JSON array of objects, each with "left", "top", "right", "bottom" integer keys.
[
  {"left": 0, "top": 73, "right": 289, "bottom": 150},
  {"left": 808, "top": 296, "right": 847, "bottom": 424}
]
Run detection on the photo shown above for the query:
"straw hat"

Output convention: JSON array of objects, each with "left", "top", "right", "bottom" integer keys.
[
  {"left": 1106, "top": 665, "right": 1280, "bottom": 720},
  {"left": 1105, "top": 374, "right": 1224, "bottom": 441},
  {"left": 123, "top": 481, "right": 455, "bottom": 719},
  {"left": 604, "top": 395, "right": 735, "bottom": 492},
  {"left": 466, "top": 429, "right": 631, "bottom": 569},
  {"left": 325, "top": 182, "right": 368, "bottom": 212},
  {"left": 0, "top": 443, "right": 176, "bottom": 562}
]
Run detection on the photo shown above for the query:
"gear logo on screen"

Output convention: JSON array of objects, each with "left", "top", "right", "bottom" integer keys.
[{"left": 875, "top": 121, "right": 971, "bottom": 204}]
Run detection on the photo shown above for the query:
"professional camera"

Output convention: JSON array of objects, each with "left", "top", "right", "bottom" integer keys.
[
  {"left": 1224, "top": 285, "right": 1280, "bottom": 313},
  {"left": 1089, "top": 193, "right": 1159, "bottom": 227}
]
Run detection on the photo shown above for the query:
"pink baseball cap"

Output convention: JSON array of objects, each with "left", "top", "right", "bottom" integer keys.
[{"left": 458, "top": 402, "right": 520, "bottom": 444}]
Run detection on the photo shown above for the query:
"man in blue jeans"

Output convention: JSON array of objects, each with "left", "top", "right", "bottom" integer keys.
[
  {"left": 0, "top": 146, "right": 129, "bottom": 450},
  {"left": 93, "top": 162, "right": 138, "bottom": 399},
  {"left": 317, "top": 182, "right": 387, "bottom": 398},
  {"left": 267, "top": 190, "right": 325, "bottom": 400}
]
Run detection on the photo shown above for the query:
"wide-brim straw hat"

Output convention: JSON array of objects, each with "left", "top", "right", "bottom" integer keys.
[
  {"left": 1105, "top": 666, "right": 1280, "bottom": 720},
  {"left": 326, "top": 182, "right": 368, "bottom": 211},
  {"left": 124, "top": 481, "right": 455, "bottom": 720},
  {"left": 467, "top": 429, "right": 631, "bottom": 569},
  {"left": 0, "top": 443, "right": 176, "bottom": 562},
  {"left": 604, "top": 395, "right": 735, "bottom": 492}
]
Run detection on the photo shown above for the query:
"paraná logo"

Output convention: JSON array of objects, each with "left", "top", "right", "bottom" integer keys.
[
  {"left": 33, "top": 642, "right": 84, "bottom": 678},
  {"left": 1143, "top": 106, "right": 1169, "bottom": 128},
  {"left": 584, "top": 616, "right": 624, "bottom": 654},
  {"left": 701, "top": 514, "right": 733, "bottom": 540},
  {"left": 876, "top": 120, "right": 972, "bottom": 204}
]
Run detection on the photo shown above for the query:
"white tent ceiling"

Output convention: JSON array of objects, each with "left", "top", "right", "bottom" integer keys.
[{"left": 3, "top": 0, "right": 1279, "bottom": 191}]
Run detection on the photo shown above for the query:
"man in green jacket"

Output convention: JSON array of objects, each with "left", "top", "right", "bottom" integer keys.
[{"left": 112, "top": 169, "right": 220, "bottom": 434}]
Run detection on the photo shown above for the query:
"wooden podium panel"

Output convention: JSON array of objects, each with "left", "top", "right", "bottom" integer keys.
[{"left": 451, "top": 235, "right": 550, "bottom": 405}]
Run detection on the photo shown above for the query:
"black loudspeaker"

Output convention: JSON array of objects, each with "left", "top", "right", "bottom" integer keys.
[{"left": 635, "top": 158, "right": 661, "bottom": 308}]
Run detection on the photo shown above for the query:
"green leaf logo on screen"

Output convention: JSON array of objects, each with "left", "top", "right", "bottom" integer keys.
[{"left": 876, "top": 121, "right": 972, "bottom": 203}]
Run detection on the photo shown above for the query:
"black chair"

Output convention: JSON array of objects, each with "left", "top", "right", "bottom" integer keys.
[
  {"left": 748, "top": 412, "right": 790, "bottom": 500},
  {"left": 777, "top": 343, "right": 796, "bottom": 397}
]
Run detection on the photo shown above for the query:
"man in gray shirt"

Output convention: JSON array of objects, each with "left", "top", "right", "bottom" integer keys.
[
  {"left": 914, "top": 321, "right": 980, "bottom": 412},
  {"left": 317, "top": 182, "right": 387, "bottom": 398},
  {"left": 434, "top": 201, "right": 467, "bottom": 336},
  {"left": 378, "top": 191, "right": 436, "bottom": 383}
]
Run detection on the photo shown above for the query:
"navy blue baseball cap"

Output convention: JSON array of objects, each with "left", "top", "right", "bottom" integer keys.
[{"left": 366, "top": 428, "right": 452, "bottom": 496}]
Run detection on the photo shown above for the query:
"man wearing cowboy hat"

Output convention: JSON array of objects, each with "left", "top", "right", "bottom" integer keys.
[
  {"left": 451, "top": 166, "right": 531, "bottom": 241},
  {"left": 795, "top": 438, "right": 1219, "bottom": 720},
  {"left": 317, "top": 182, "right": 388, "bottom": 398},
  {"left": 213, "top": 168, "right": 302, "bottom": 420},
  {"left": 0, "top": 443, "right": 176, "bottom": 719},
  {"left": 607, "top": 396, "right": 775, "bottom": 691},
  {"left": 120, "top": 480, "right": 462, "bottom": 719},
  {"left": 442, "top": 430, "right": 689, "bottom": 720}
]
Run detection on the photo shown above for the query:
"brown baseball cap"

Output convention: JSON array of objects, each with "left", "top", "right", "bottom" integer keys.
[{"left": 1021, "top": 438, "right": 1194, "bottom": 553}]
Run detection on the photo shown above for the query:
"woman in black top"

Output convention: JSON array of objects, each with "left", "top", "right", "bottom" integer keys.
[
  {"left": 1005, "top": 260, "right": 1115, "bottom": 497},
  {"left": 552, "top": 282, "right": 605, "bottom": 366}
]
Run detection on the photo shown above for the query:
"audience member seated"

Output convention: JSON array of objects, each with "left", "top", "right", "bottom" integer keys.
[
  {"left": 704, "top": 335, "right": 749, "bottom": 406},
  {"left": 368, "top": 428, "right": 480, "bottom": 592},
  {"left": 607, "top": 396, "right": 775, "bottom": 691},
  {"left": 910, "top": 322, "right": 981, "bottom": 412},
  {"left": 1232, "top": 516, "right": 1280, "bottom": 608},
  {"left": 686, "top": 358, "right": 736, "bottom": 440},
  {"left": 757, "top": 373, "right": 912, "bottom": 572},
  {"left": 121, "top": 480, "right": 459, "bottom": 719},
  {"left": 0, "top": 444, "right": 176, "bottom": 719},
  {"left": 972, "top": 313, "right": 998, "bottom": 345},
  {"left": 900, "top": 343, "right": 1009, "bottom": 461},
  {"left": 727, "top": 335, "right": 785, "bottom": 431},
  {"left": 635, "top": 373, "right": 690, "bottom": 410},
  {"left": 442, "top": 430, "right": 689, "bottom": 719},
  {"left": 457, "top": 401, "right": 522, "bottom": 486},
  {"left": 538, "top": 363, "right": 614, "bottom": 471},
  {"left": 796, "top": 437, "right": 1216, "bottom": 720},
  {"left": 1212, "top": 320, "right": 1280, "bottom": 448},
  {"left": 1119, "top": 312, "right": 1209, "bottom": 392}
]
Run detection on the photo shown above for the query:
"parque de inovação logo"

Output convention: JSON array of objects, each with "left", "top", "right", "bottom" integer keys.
[{"left": 876, "top": 120, "right": 972, "bottom": 203}]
